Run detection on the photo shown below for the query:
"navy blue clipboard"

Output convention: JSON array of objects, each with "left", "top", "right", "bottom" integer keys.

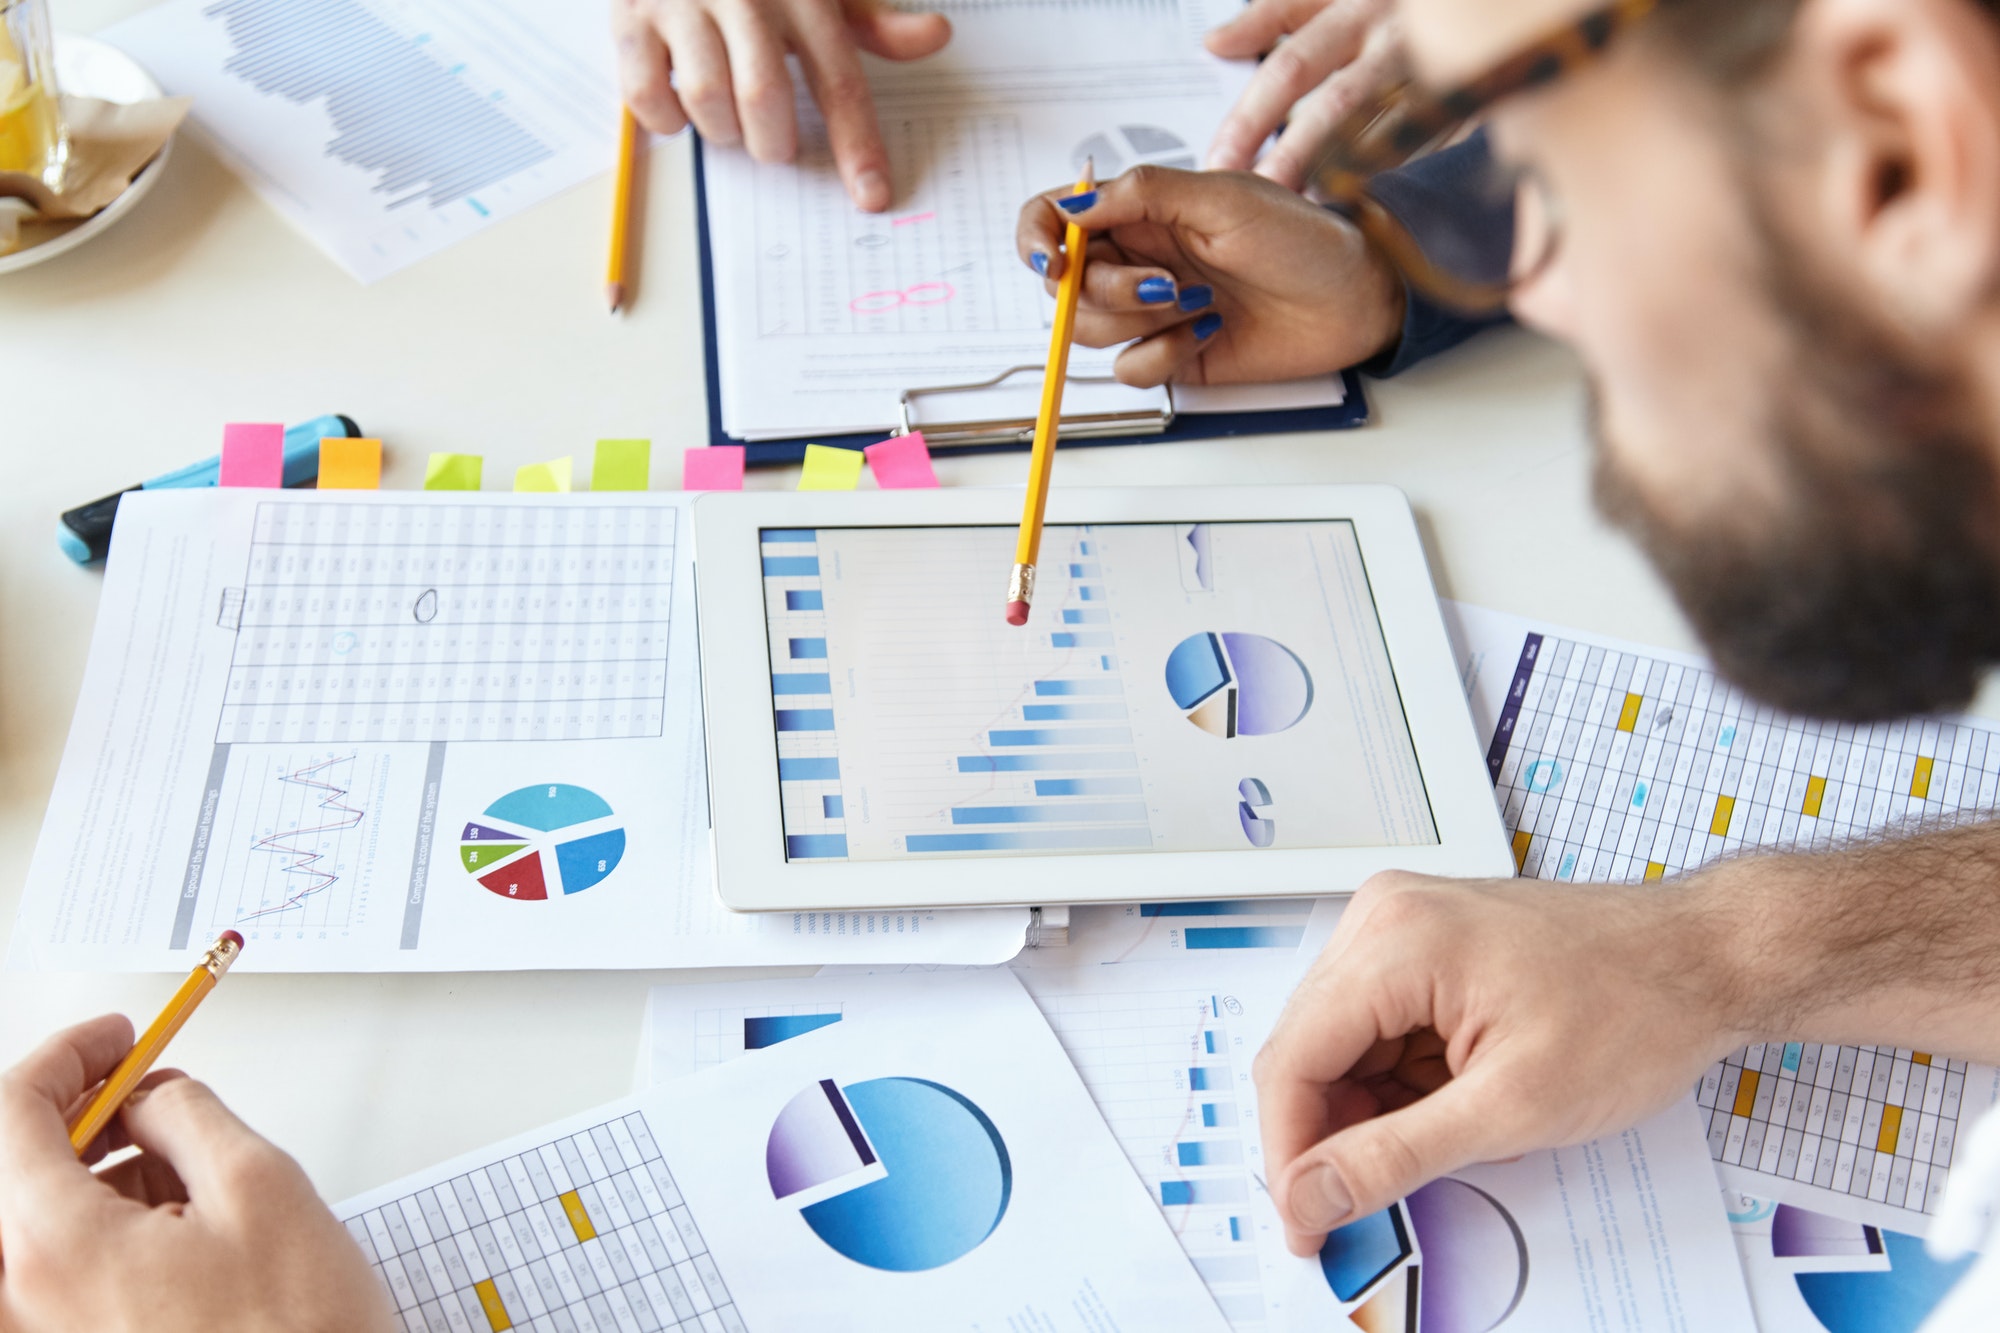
[{"left": 693, "top": 146, "right": 1371, "bottom": 466}]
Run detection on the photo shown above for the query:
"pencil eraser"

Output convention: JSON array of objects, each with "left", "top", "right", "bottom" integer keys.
[
  {"left": 219, "top": 930, "right": 244, "bottom": 950},
  {"left": 1005, "top": 601, "right": 1029, "bottom": 626}
]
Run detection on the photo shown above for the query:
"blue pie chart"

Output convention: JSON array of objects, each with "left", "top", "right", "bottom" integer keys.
[
  {"left": 767, "top": 1076, "right": 1011, "bottom": 1272},
  {"left": 1164, "top": 632, "right": 1313, "bottom": 739}
]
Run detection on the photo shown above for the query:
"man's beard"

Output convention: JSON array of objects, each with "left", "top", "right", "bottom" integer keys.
[{"left": 1590, "top": 252, "right": 2000, "bottom": 722}]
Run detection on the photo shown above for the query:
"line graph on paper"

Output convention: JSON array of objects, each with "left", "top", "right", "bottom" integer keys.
[{"left": 209, "top": 749, "right": 389, "bottom": 932}]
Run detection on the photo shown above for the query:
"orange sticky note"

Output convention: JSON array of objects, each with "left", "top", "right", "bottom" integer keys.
[
  {"left": 318, "top": 437, "right": 382, "bottom": 490},
  {"left": 683, "top": 446, "right": 746, "bottom": 490},
  {"left": 219, "top": 422, "right": 283, "bottom": 488},
  {"left": 864, "top": 432, "right": 939, "bottom": 489}
]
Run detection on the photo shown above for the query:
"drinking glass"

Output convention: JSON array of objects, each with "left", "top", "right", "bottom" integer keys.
[{"left": 0, "top": 0, "right": 66, "bottom": 189}]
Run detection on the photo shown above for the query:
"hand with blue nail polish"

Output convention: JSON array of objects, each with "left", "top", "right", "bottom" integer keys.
[{"left": 1016, "top": 166, "right": 1407, "bottom": 389}]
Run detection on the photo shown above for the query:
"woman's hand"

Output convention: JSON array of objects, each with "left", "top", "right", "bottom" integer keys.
[{"left": 1016, "top": 166, "right": 1406, "bottom": 387}]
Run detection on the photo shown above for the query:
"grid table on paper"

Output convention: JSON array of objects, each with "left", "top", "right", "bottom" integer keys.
[
  {"left": 219, "top": 502, "right": 676, "bottom": 745},
  {"left": 341, "top": 1113, "right": 746, "bottom": 1333},
  {"left": 1483, "top": 630, "right": 2000, "bottom": 1223}
]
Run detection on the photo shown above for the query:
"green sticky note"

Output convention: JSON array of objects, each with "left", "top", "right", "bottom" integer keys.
[
  {"left": 424, "top": 453, "right": 483, "bottom": 491},
  {"left": 593, "top": 438, "right": 651, "bottom": 491},
  {"left": 514, "top": 457, "right": 574, "bottom": 493},
  {"left": 798, "top": 443, "right": 864, "bottom": 491}
]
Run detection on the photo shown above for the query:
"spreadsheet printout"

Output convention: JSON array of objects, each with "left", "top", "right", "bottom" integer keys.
[
  {"left": 12, "top": 490, "right": 1027, "bottom": 971},
  {"left": 701, "top": 0, "right": 1354, "bottom": 440},
  {"left": 1447, "top": 599, "right": 2000, "bottom": 1233},
  {"left": 341, "top": 970, "right": 1231, "bottom": 1333},
  {"left": 642, "top": 964, "right": 1757, "bottom": 1332},
  {"left": 106, "top": 0, "right": 619, "bottom": 282}
]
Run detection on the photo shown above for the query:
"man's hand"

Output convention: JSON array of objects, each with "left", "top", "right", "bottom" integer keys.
[
  {"left": 1205, "top": 0, "right": 1404, "bottom": 190},
  {"left": 0, "top": 1016, "right": 394, "bottom": 1332},
  {"left": 612, "top": 0, "right": 951, "bottom": 212},
  {"left": 1255, "top": 873, "right": 1744, "bottom": 1258},
  {"left": 1015, "top": 167, "right": 1406, "bottom": 387}
]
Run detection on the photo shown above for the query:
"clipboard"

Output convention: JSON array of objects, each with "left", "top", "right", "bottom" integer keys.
[{"left": 693, "top": 147, "right": 1371, "bottom": 466}]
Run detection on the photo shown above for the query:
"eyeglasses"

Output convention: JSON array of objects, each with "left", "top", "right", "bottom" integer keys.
[{"left": 1310, "top": 0, "right": 1659, "bottom": 312}]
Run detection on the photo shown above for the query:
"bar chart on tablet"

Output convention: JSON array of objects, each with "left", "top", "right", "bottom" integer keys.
[
  {"left": 763, "top": 525, "right": 1160, "bottom": 861},
  {"left": 107, "top": 0, "right": 619, "bottom": 280},
  {"left": 759, "top": 521, "right": 1436, "bottom": 864}
]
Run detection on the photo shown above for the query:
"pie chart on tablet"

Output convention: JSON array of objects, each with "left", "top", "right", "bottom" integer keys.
[
  {"left": 460, "top": 784, "right": 625, "bottom": 902},
  {"left": 1164, "top": 632, "right": 1314, "bottom": 739},
  {"left": 767, "top": 1076, "right": 1011, "bottom": 1272}
]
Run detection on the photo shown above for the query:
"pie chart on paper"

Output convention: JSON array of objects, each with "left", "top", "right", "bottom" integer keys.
[
  {"left": 767, "top": 1076, "right": 1012, "bottom": 1272},
  {"left": 460, "top": 784, "right": 626, "bottom": 902}
]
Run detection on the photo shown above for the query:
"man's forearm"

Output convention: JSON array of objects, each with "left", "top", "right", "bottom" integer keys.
[{"left": 1696, "top": 820, "right": 2000, "bottom": 1061}]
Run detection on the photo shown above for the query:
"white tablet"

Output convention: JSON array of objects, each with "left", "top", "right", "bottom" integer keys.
[{"left": 694, "top": 486, "right": 1513, "bottom": 911}]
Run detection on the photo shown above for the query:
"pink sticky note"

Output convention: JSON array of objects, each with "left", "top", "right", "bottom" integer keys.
[
  {"left": 682, "top": 445, "right": 746, "bottom": 490},
  {"left": 220, "top": 422, "right": 285, "bottom": 488},
  {"left": 864, "top": 432, "right": 939, "bottom": 489}
]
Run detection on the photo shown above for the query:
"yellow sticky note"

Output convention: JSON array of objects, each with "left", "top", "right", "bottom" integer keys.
[
  {"left": 592, "top": 438, "right": 651, "bottom": 491},
  {"left": 514, "top": 457, "right": 574, "bottom": 492},
  {"left": 424, "top": 453, "right": 483, "bottom": 491},
  {"left": 318, "top": 437, "right": 382, "bottom": 490},
  {"left": 798, "top": 443, "right": 864, "bottom": 491}
]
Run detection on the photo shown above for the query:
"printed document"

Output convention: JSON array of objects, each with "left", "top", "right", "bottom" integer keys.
[
  {"left": 1446, "top": 598, "right": 2000, "bottom": 1233},
  {"left": 642, "top": 961, "right": 1757, "bottom": 1331},
  {"left": 703, "top": 0, "right": 1348, "bottom": 440},
  {"left": 336, "top": 970, "right": 1230, "bottom": 1332},
  {"left": 11, "top": 490, "right": 1026, "bottom": 971},
  {"left": 106, "top": 0, "right": 618, "bottom": 282}
]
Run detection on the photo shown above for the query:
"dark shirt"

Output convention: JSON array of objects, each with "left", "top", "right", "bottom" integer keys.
[{"left": 1353, "top": 131, "right": 1516, "bottom": 378}]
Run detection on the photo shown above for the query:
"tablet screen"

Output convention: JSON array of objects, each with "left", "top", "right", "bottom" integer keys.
[{"left": 758, "top": 521, "right": 1438, "bottom": 861}]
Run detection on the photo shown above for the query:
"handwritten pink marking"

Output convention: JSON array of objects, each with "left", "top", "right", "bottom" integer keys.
[{"left": 891, "top": 211, "right": 936, "bottom": 226}]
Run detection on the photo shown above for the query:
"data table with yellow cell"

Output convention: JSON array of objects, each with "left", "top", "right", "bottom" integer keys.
[
  {"left": 1481, "top": 626, "right": 2000, "bottom": 1226},
  {"left": 339, "top": 1111, "right": 746, "bottom": 1333}
]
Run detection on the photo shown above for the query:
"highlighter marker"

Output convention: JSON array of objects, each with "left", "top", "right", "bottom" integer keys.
[{"left": 58, "top": 414, "right": 363, "bottom": 565}]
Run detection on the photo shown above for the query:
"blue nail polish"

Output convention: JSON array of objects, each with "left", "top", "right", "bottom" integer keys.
[
  {"left": 1031, "top": 251, "right": 1049, "bottom": 276},
  {"left": 1193, "top": 312, "right": 1222, "bottom": 341},
  {"left": 1177, "top": 284, "right": 1213, "bottom": 312},
  {"left": 1057, "top": 190, "right": 1098, "bottom": 214},
  {"left": 1136, "top": 276, "right": 1176, "bottom": 304}
]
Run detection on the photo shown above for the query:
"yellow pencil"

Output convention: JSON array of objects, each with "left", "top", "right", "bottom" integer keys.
[
  {"left": 1006, "top": 161, "right": 1095, "bottom": 626},
  {"left": 67, "top": 931, "right": 243, "bottom": 1156},
  {"left": 606, "top": 105, "right": 640, "bottom": 314}
]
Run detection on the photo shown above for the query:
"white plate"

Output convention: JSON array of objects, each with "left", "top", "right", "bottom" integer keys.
[{"left": 0, "top": 33, "right": 172, "bottom": 275}]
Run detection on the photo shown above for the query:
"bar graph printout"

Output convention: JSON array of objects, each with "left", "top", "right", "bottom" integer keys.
[
  {"left": 343, "top": 970, "right": 1231, "bottom": 1333},
  {"left": 642, "top": 964, "right": 1757, "bottom": 1331},
  {"left": 12, "top": 490, "right": 1027, "bottom": 972},
  {"left": 760, "top": 521, "right": 1437, "bottom": 863},
  {"left": 106, "top": 0, "right": 619, "bottom": 281},
  {"left": 1448, "top": 600, "right": 2000, "bottom": 1233}
]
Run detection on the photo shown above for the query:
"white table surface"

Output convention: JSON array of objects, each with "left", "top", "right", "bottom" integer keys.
[{"left": 0, "top": 0, "right": 1711, "bottom": 1204}]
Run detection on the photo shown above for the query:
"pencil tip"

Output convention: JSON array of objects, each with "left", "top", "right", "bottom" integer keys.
[{"left": 606, "top": 282, "right": 625, "bottom": 314}]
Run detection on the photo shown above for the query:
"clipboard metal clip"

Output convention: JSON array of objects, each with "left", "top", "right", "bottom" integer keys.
[{"left": 895, "top": 366, "right": 1176, "bottom": 450}]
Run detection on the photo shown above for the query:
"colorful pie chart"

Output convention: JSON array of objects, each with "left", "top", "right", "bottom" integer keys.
[
  {"left": 460, "top": 784, "right": 625, "bottom": 902},
  {"left": 767, "top": 1076, "right": 1011, "bottom": 1272},
  {"left": 1164, "top": 632, "right": 1313, "bottom": 739}
]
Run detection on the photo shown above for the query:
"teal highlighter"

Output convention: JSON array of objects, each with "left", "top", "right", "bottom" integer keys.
[{"left": 58, "top": 414, "right": 362, "bottom": 564}]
